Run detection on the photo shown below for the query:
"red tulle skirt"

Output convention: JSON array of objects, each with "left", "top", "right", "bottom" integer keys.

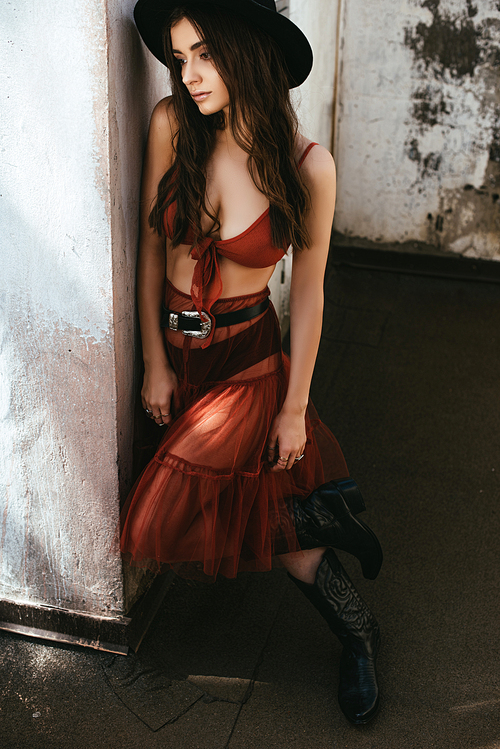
[{"left": 120, "top": 279, "right": 348, "bottom": 581}]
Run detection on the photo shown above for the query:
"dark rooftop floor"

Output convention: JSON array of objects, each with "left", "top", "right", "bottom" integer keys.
[{"left": 2, "top": 262, "right": 500, "bottom": 749}]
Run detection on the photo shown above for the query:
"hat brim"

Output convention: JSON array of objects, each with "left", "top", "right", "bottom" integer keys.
[{"left": 133, "top": 0, "right": 313, "bottom": 88}]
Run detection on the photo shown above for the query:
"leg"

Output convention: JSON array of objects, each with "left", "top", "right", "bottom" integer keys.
[
  {"left": 279, "top": 547, "right": 327, "bottom": 584},
  {"left": 287, "top": 548, "right": 380, "bottom": 725}
]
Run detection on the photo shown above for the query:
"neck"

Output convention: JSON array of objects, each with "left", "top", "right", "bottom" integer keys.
[{"left": 219, "top": 110, "right": 252, "bottom": 153}]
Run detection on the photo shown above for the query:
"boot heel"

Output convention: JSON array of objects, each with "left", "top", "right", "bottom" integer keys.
[
  {"left": 315, "top": 478, "right": 366, "bottom": 516},
  {"left": 291, "top": 479, "right": 383, "bottom": 579},
  {"left": 335, "top": 478, "right": 366, "bottom": 515},
  {"left": 352, "top": 515, "right": 383, "bottom": 580}
]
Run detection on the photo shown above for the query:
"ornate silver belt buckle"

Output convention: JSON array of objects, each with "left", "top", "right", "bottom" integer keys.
[{"left": 180, "top": 310, "right": 212, "bottom": 339}]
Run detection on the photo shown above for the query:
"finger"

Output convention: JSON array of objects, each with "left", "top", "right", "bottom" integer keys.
[
  {"left": 160, "top": 411, "right": 173, "bottom": 427},
  {"left": 269, "top": 461, "right": 286, "bottom": 473},
  {"left": 163, "top": 404, "right": 176, "bottom": 425},
  {"left": 276, "top": 454, "right": 289, "bottom": 471},
  {"left": 284, "top": 450, "right": 302, "bottom": 470},
  {"left": 153, "top": 409, "right": 173, "bottom": 427},
  {"left": 267, "top": 440, "right": 277, "bottom": 462},
  {"left": 290, "top": 447, "right": 306, "bottom": 466},
  {"left": 269, "top": 454, "right": 288, "bottom": 472}
]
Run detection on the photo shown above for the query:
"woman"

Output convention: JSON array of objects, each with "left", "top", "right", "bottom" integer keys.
[{"left": 121, "top": 0, "right": 383, "bottom": 726}]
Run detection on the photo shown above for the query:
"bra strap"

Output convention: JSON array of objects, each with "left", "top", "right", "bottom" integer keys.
[{"left": 298, "top": 142, "right": 319, "bottom": 169}]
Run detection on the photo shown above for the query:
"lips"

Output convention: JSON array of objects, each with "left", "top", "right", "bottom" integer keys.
[{"left": 191, "top": 91, "right": 211, "bottom": 102}]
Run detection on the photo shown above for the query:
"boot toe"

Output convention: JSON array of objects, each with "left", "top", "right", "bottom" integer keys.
[
  {"left": 338, "top": 693, "right": 380, "bottom": 725},
  {"left": 338, "top": 649, "right": 380, "bottom": 725}
]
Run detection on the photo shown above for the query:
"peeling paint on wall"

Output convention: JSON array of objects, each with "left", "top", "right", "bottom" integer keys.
[
  {"left": 333, "top": 0, "right": 500, "bottom": 260},
  {"left": 404, "top": 0, "right": 482, "bottom": 79},
  {"left": 403, "top": 0, "right": 500, "bottom": 257}
]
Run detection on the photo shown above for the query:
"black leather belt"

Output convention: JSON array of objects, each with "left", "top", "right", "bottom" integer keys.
[{"left": 160, "top": 297, "right": 269, "bottom": 340}]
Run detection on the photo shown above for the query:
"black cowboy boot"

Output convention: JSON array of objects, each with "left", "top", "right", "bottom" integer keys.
[
  {"left": 290, "top": 478, "right": 383, "bottom": 580},
  {"left": 289, "top": 548, "right": 380, "bottom": 725}
]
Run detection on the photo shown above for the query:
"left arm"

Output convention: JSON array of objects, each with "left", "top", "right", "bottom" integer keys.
[{"left": 268, "top": 146, "right": 336, "bottom": 471}]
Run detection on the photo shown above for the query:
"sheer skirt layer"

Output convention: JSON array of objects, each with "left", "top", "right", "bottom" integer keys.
[{"left": 120, "top": 281, "right": 348, "bottom": 581}]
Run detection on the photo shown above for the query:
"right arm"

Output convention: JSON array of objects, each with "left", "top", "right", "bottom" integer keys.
[{"left": 138, "top": 98, "right": 177, "bottom": 426}]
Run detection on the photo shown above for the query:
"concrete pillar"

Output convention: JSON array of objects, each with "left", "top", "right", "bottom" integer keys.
[{"left": 0, "top": 0, "right": 167, "bottom": 650}]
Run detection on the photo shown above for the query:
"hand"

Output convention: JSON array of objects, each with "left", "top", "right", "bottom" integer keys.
[
  {"left": 141, "top": 363, "right": 178, "bottom": 428},
  {"left": 267, "top": 407, "right": 307, "bottom": 472}
]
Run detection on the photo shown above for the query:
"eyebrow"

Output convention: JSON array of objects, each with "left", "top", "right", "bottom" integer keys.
[{"left": 172, "top": 41, "right": 206, "bottom": 54}]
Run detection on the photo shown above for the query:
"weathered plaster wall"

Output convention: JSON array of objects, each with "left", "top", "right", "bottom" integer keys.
[
  {"left": 269, "top": 0, "right": 341, "bottom": 328},
  {"left": 107, "top": 1, "right": 168, "bottom": 499},
  {"left": 290, "top": 0, "right": 341, "bottom": 147},
  {"left": 0, "top": 1, "right": 167, "bottom": 616},
  {"left": 108, "top": 2, "right": 169, "bottom": 609},
  {"left": 333, "top": 0, "right": 500, "bottom": 260}
]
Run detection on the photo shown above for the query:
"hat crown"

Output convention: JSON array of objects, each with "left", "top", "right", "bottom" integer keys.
[
  {"left": 252, "top": 0, "right": 277, "bottom": 10},
  {"left": 134, "top": 0, "right": 312, "bottom": 88}
]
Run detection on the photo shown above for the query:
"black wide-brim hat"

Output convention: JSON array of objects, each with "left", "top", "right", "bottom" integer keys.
[{"left": 133, "top": 0, "right": 313, "bottom": 88}]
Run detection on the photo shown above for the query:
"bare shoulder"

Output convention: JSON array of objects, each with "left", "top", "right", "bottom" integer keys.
[
  {"left": 141, "top": 97, "right": 178, "bottom": 202},
  {"left": 149, "top": 96, "right": 177, "bottom": 137},
  {"left": 299, "top": 142, "right": 336, "bottom": 189},
  {"left": 295, "top": 139, "right": 336, "bottom": 243},
  {"left": 145, "top": 97, "right": 178, "bottom": 174}
]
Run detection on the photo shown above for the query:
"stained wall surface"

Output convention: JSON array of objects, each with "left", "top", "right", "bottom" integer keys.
[
  {"left": 0, "top": 1, "right": 167, "bottom": 616},
  {"left": 333, "top": 0, "right": 500, "bottom": 260}
]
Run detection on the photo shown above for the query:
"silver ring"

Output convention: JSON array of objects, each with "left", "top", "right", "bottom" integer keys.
[
  {"left": 278, "top": 456, "right": 288, "bottom": 462},
  {"left": 145, "top": 408, "right": 153, "bottom": 415},
  {"left": 158, "top": 413, "right": 170, "bottom": 417},
  {"left": 294, "top": 454, "right": 304, "bottom": 462}
]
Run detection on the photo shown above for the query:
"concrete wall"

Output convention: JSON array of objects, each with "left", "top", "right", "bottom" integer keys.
[
  {"left": 0, "top": 1, "right": 167, "bottom": 618},
  {"left": 290, "top": 0, "right": 341, "bottom": 147},
  {"left": 269, "top": 0, "right": 341, "bottom": 329},
  {"left": 333, "top": 0, "right": 500, "bottom": 260}
]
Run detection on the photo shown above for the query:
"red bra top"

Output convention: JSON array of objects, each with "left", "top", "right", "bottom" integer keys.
[{"left": 164, "top": 142, "right": 318, "bottom": 347}]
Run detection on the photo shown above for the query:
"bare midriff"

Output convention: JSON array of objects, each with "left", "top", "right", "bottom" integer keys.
[{"left": 166, "top": 240, "right": 277, "bottom": 298}]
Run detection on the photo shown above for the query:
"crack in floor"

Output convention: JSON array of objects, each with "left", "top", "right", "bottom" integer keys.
[
  {"left": 101, "top": 661, "right": 208, "bottom": 732},
  {"left": 222, "top": 587, "right": 287, "bottom": 749},
  {"left": 101, "top": 582, "right": 288, "bottom": 741}
]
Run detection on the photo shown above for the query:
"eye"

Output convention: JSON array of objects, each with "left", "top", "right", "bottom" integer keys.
[
  {"left": 200, "top": 51, "right": 211, "bottom": 60},
  {"left": 174, "top": 56, "right": 186, "bottom": 66}
]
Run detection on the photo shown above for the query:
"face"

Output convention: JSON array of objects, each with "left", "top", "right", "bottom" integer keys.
[{"left": 171, "top": 17, "right": 230, "bottom": 116}]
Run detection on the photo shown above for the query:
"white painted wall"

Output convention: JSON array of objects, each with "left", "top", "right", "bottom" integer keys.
[
  {"left": 333, "top": 0, "right": 500, "bottom": 260},
  {"left": 290, "top": 0, "right": 341, "bottom": 148},
  {"left": 0, "top": 1, "right": 167, "bottom": 616},
  {"left": 270, "top": 0, "right": 341, "bottom": 331}
]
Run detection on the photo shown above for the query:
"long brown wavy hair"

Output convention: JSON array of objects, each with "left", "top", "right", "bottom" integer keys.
[{"left": 148, "top": 3, "right": 311, "bottom": 251}]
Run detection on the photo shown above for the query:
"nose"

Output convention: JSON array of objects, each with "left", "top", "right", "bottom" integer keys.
[{"left": 182, "top": 59, "right": 201, "bottom": 87}]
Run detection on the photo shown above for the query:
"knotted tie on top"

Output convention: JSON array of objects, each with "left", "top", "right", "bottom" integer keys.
[{"left": 190, "top": 235, "right": 224, "bottom": 348}]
